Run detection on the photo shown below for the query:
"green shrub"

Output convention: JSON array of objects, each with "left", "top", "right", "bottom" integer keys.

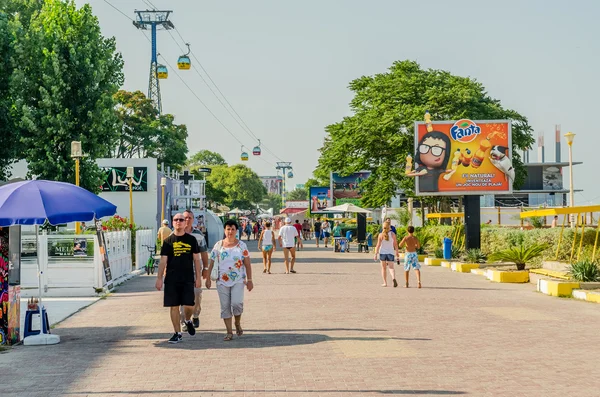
[
  {"left": 568, "top": 260, "right": 600, "bottom": 282},
  {"left": 488, "top": 243, "right": 549, "bottom": 271},
  {"left": 434, "top": 248, "right": 444, "bottom": 259},
  {"left": 451, "top": 245, "right": 462, "bottom": 259},
  {"left": 465, "top": 248, "right": 486, "bottom": 263}
]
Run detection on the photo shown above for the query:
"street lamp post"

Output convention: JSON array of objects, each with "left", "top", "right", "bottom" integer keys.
[
  {"left": 127, "top": 166, "right": 135, "bottom": 225},
  {"left": 160, "top": 177, "right": 167, "bottom": 223},
  {"left": 71, "top": 141, "right": 83, "bottom": 234},
  {"left": 564, "top": 132, "right": 576, "bottom": 227}
]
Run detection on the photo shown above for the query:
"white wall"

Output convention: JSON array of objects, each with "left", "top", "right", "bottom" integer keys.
[{"left": 97, "top": 158, "right": 158, "bottom": 230}]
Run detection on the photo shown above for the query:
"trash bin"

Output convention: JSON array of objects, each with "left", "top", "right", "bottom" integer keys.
[{"left": 443, "top": 237, "right": 452, "bottom": 260}]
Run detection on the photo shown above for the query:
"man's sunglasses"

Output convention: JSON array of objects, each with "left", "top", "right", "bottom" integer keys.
[
  {"left": 173, "top": 218, "right": 185, "bottom": 222},
  {"left": 418, "top": 144, "right": 445, "bottom": 157}
]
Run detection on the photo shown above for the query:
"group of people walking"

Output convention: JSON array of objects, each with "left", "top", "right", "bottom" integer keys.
[{"left": 155, "top": 212, "right": 253, "bottom": 343}]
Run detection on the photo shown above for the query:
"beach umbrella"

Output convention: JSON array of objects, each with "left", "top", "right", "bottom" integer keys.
[
  {"left": 0, "top": 180, "right": 117, "bottom": 345},
  {"left": 323, "top": 203, "right": 372, "bottom": 214}
]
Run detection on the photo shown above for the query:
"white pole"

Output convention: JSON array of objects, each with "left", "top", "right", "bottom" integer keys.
[
  {"left": 568, "top": 142, "right": 575, "bottom": 228},
  {"left": 35, "top": 225, "right": 45, "bottom": 334}
]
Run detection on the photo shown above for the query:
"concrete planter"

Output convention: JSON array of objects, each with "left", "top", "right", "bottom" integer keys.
[
  {"left": 536, "top": 279, "right": 580, "bottom": 297},
  {"left": 486, "top": 269, "right": 530, "bottom": 283},
  {"left": 572, "top": 290, "right": 600, "bottom": 303},
  {"left": 451, "top": 262, "right": 480, "bottom": 273},
  {"left": 424, "top": 258, "right": 442, "bottom": 266},
  {"left": 441, "top": 260, "right": 452, "bottom": 268},
  {"left": 470, "top": 268, "right": 487, "bottom": 276}
]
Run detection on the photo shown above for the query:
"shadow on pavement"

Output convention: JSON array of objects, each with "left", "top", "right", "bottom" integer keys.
[
  {"left": 66, "top": 389, "right": 465, "bottom": 395},
  {"left": 141, "top": 332, "right": 431, "bottom": 350}
]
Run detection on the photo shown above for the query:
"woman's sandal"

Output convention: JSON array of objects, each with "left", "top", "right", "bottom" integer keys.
[
  {"left": 235, "top": 324, "right": 243, "bottom": 336},
  {"left": 223, "top": 333, "right": 233, "bottom": 341}
]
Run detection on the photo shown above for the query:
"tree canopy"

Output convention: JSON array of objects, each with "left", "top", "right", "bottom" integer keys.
[
  {"left": 111, "top": 90, "right": 188, "bottom": 171},
  {"left": 207, "top": 164, "right": 267, "bottom": 209},
  {"left": 288, "top": 187, "right": 308, "bottom": 201},
  {"left": 316, "top": 60, "right": 534, "bottom": 207},
  {"left": 188, "top": 150, "right": 227, "bottom": 168},
  {"left": 9, "top": 0, "right": 124, "bottom": 192}
]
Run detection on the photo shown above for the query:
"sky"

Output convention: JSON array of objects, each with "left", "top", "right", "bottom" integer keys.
[{"left": 78, "top": 0, "right": 599, "bottom": 203}]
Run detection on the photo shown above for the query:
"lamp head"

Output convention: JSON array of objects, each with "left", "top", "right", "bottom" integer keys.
[
  {"left": 126, "top": 166, "right": 134, "bottom": 178},
  {"left": 70, "top": 141, "right": 82, "bottom": 158},
  {"left": 564, "top": 131, "right": 575, "bottom": 145},
  {"left": 160, "top": 177, "right": 167, "bottom": 186}
]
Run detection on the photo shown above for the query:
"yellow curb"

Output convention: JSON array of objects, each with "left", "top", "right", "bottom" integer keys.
[
  {"left": 441, "top": 261, "right": 452, "bottom": 268},
  {"left": 487, "top": 269, "right": 530, "bottom": 283},
  {"left": 417, "top": 254, "right": 427, "bottom": 262},
  {"left": 451, "top": 263, "right": 480, "bottom": 273},
  {"left": 537, "top": 279, "right": 580, "bottom": 297},
  {"left": 529, "top": 268, "right": 571, "bottom": 280},
  {"left": 585, "top": 291, "right": 600, "bottom": 303},
  {"left": 424, "top": 258, "right": 442, "bottom": 266},
  {"left": 471, "top": 268, "right": 487, "bottom": 276}
]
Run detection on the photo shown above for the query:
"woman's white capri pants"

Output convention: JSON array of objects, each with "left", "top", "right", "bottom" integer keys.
[{"left": 217, "top": 282, "right": 245, "bottom": 319}]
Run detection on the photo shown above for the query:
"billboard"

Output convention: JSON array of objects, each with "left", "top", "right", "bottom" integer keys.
[
  {"left": 410, "top": 120, "right": 513, "bottom": 196},
  {"left": 309, "top": 186, "right": 332, "bottom": 214},
  {"left": 260, "top": 176, "right": 282, "bottom": 195},
  {"left": 331, "top": 172, "right": 371, "bottom": 205},
  {"left": 101, "top": 166, "right": 148, "bottom": 192}
]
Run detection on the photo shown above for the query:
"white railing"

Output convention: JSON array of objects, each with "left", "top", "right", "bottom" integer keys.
[
  {"left": 135, "top": 229, "right": 156, "bottom": 270},
  {"left": 21, "top": 230, "right": 134, "bottom": 297}
]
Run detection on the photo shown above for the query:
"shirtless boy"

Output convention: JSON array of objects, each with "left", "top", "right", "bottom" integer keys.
[{"left": 398, "top": 226, "right": 422, "bottom": 288}]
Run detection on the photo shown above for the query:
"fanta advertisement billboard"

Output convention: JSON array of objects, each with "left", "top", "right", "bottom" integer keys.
[{"left": 410, "top": 119, "right": 513, "bottom": 196}]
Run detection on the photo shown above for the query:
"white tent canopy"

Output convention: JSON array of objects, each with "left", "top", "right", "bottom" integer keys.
[
  {"left": 324, "top": 203, "right": 371, "bottom": 214},
  {"left": 227, "top": 208, "right": 245, "bottom": 214}
]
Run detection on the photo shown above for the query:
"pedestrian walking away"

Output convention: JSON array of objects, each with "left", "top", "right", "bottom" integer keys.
[
  {"left": 278, "top": 217, "right": 299, "bottom": 274},
  {"left": 373, "top": 221, "right": 399, "bottom": 287},
  {"left": 155, "top": 213, "right": 202, "bottom": 344},
  {"left": 179, "top": 209, "right": 209, "bottom": 332},
  {"left": 399, "top": 226, "right": 422, "bottom": 288},
  {"left": 313, "top": 217, "right": 322, "bottom": 248},
  {"left": 157, "top": 219, "right": 171, "bottom": 247},
  {"left": 322, "top": 219, "right": 332, "bottom": 248},
  {"left": 293, "top": 219, "right": 303, "bottom": 250},
  {"left": 258, "top": 221, "right": 276, "bottom": 273},
  {"left": 302, "top": 219, "right": 311, "bottom": 240},
  {"left": 206, "top": 220, "right": 254, "bottom": 341}
]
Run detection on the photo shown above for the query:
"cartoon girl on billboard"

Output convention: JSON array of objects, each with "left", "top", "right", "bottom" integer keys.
[{"left": 407, "top": 131, "right": 452, "bottom": 192}]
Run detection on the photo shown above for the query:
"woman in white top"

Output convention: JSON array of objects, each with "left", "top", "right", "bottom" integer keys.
[
  {"left": 322, "top": 219, "right": 332, "bottom": 248},
  {"left": 257, "top": 221, "right": 276, "bottom": 274},
  {"left": 206, "top": 219, "right": 254, "bottom": 341},
  {"left": 373, "top": 221, "right": 399, "bottom": 287}
]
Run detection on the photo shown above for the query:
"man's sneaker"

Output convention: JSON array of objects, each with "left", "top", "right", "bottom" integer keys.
[
  {"left": 192, "top": 317, "right": 200, "bottom": 329},
  {"left": 185, "top": 320, "right": 196, "bottom": 336},
  {"left": 181, "top": 322, "right": 187, "bottom": 332},
  {"left": 168, "top": 332, "right": 182, "bottom": 344}
]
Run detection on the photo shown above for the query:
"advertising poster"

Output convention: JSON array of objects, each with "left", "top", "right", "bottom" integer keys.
[
  {"left": 73, "top": 239, "right": 87, "bottom": 256},
  {"left": 331, "top": 172, "right": 371, "bottom": 205},
  {"left": 8, "top": 285, "right": 20, "bottom": 344},
  {"left": 260, "top": 176, "right": 282, "bottom": 195},
  {"left": 0, "top": 228, "right": 8, "bottom": 345},
  {"left": 94, "top": 219, "right": 113, "bottom": 290},
  {"left": 410, "top": 120, "right": 513, "bottom": 196},
  {"left": 309, "top": 187, "right": 332, "bottom": 214}
]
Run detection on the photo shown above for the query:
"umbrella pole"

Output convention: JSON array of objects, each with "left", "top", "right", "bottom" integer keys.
[{"left": 36, "top": 225, "right": 46, "bottom": 334}]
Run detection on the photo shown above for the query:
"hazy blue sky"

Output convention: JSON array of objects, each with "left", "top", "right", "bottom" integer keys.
[{"left": 80, "top": 0, "right": 598, "bottom": 203}]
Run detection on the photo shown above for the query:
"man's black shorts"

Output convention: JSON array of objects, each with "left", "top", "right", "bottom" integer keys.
[{"left": 164, "top": 282, "right": 195, "bottom": 307}]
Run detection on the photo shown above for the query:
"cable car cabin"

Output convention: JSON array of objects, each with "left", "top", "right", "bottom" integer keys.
[
  {"left": 177, "top": 55, "right": 191, "bottom": 70},
  {"left": 287, "top": 171, "right": 294, "bottom": 178},
  {"left": 157, "top": 65, "right": 168, "bottom": 79},
  {"left": 241, "top": 152, "right": 249, "bottom": 161},
  {"left": 252, "top": 146, "right": 261, "bottom": 156}
]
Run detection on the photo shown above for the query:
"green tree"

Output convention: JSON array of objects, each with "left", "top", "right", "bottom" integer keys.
[
  {"left": 208, "top": 164, "right": 267, "bottom": 209},
  {"left": 316, "top": 60, "right": 534, "bottom": 207},
  {"left": 10, "top": 0, "right": 124, "bottom": 192},
  {"left": 288, "top": 187, "right": 308, "bottom": 201},
  {"left": 111, "top": 90, "right": 188, "bottom": 170},
  {"left": 188, "top": 150, "right": 227, "bottom": 167},
  {"left": 259, "top": 193, "right": 282, "bottom": 215},
  {"left": 0, "top": 12, "right": 19, "bottom": 179}
]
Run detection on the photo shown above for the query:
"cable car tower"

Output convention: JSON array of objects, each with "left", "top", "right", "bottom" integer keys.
[{"left": 133, "top": 10, "right": 174, "bottom": 114}]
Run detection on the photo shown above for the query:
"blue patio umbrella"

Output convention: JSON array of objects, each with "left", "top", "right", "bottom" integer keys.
[
  {"left": 0, "top": 180, "right": 116, "bottom": 226},
  {"left": 0, "top": 180, "right": 117, "bottom": 345}
]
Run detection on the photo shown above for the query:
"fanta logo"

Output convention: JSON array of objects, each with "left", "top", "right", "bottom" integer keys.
[{"left": 450, "top": 119, "right": 481, "bottom": 143}]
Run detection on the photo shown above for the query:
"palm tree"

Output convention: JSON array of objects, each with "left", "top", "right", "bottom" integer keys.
[{"left": 488, "top": 243, "right": 549, "bottom": 271}]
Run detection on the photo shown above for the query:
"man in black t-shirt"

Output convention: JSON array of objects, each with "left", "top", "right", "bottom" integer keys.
[
  {"left": 155, "top": 213, "right": 201, "bottom": 344},
  {"left": 313, "top": 217, "right": 322, "bottom": 248}
]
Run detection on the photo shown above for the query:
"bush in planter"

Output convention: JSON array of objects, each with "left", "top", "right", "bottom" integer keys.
[
  {"left": 451, "top": 245, "right": 462, "bottom": 259},
  {"left": 465, "top": 248, "right": 486, "bottom": 263},
  {"left": 488, "top": 243, "right": 549, "bottom": 271},
  {"left": 568, "top": 260, "right": 600, "bottom": 282},
  {"left": 434, "top": 248, "right": 444, "bottom": 259}
]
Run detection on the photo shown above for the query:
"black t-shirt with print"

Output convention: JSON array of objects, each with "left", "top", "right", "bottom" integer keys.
[
  {"left": 314, "top": 222, "right": 322, "bottom": 232},
  {"left": 417, "top": 167, "right": 445, "bottom": 192},
  {"left": 160, "top": 233, "right": 200, "bottom": 283}
]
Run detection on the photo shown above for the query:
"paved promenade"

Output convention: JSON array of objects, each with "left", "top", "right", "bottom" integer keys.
[{"left": 1, "top": 239, "right": 599, "bottom": 396}]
